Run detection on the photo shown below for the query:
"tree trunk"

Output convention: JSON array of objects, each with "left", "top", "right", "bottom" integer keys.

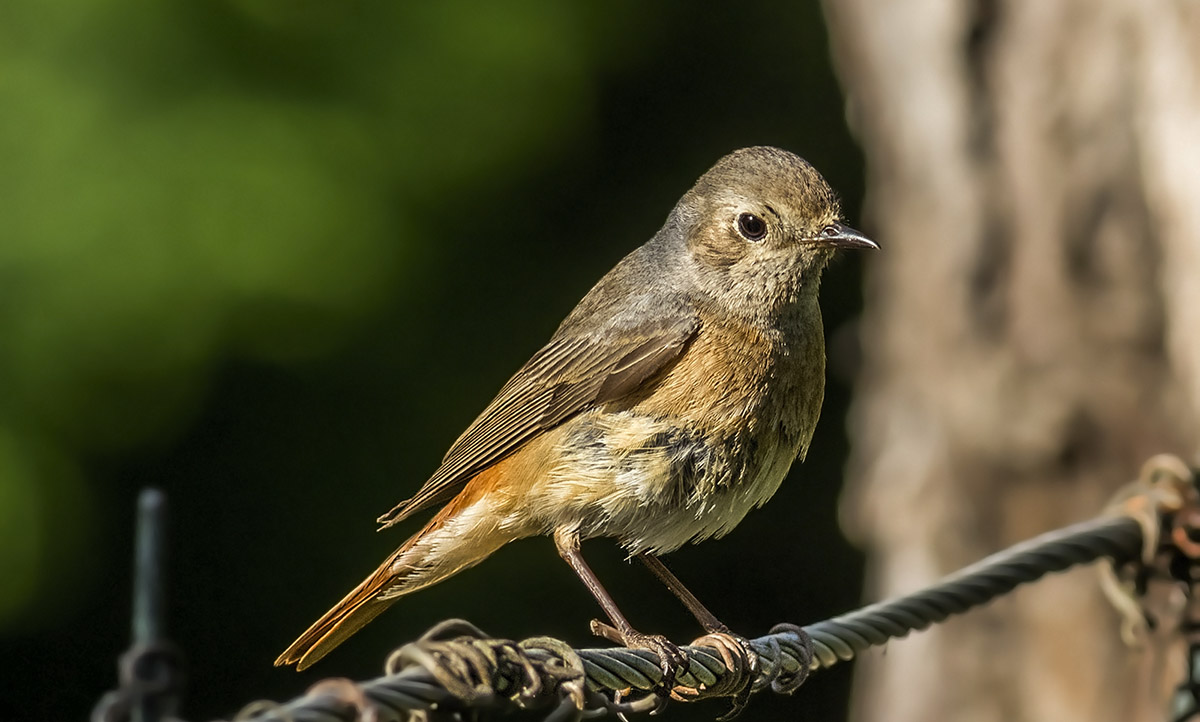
[{"left": 821, "top": 1, "right": 1200, "bottom": 720}]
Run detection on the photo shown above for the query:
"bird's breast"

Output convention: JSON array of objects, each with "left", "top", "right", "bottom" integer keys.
[{"left": 530, "top": 311, "right": 826, "bottom": 554}]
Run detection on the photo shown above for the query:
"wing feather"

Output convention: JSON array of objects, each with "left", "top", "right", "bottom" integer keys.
[{"left": 376, "top": 312, "right": 699, "bottom": 528}]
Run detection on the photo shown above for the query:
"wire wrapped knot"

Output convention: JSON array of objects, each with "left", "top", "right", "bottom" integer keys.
[
  {"left": 384, "top": 620, "right": 589, "bottom": 718},
  {"left": 92, "top": 640, "right": 186, "bottom": 722},
  {"left": 372, "top": 620, "right": 817, "bottom": 721}
]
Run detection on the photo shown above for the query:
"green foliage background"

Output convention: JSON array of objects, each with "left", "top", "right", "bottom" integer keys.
[{"left": 2, "top": 3, "right": 868, "bottom": 720}]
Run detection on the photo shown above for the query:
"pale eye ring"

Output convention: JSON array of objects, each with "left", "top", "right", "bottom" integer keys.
[{"left": 736, "top": 213, "right": 768, "bottom": 242}]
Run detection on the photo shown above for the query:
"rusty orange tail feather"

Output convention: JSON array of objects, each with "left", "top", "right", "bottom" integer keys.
[
  {"left": 275, "top": 501, "right": 457, "bottom": 670},
  {"left": 276, "top": 464, "right": 517, "bottom": 670},
  {"left": 274, "top": 546, "right": 409, "bottom": 670}
]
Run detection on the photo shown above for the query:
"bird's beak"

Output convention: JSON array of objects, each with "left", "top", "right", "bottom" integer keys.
[{"left": 815, "top": 222, "right": 879, "bottom": 250}]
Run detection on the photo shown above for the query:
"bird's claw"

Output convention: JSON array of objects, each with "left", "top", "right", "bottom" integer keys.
[
  {"left": 627, "top": 631, "right": 691, "bottom": 692},
  {"left": 675, "top": 631, "right": 758, "bottom": 715},
  {"left": 590, "top": 619, "right": 690, "bottom": 692},
  {"left": 690, "top": 631, "right": 757, "bottom": 679},
  {"left": 589, "top": 619, "right": 623, "bottom": 645}
]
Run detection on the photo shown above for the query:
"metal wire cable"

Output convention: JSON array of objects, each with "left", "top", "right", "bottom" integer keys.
[
  {"left": 222, "top": 513, "right": 1145, "bottom": 722},
  {"left": 803, "top": 514, "right": 1143, "bottom": 668}
]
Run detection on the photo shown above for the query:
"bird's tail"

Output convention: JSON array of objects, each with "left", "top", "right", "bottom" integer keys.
[
  {"left": 273, "top": 544, "right": 409, "bottom": 670},
  {"left": 275, "top": 477, "right": 515, "bottom": 670}
]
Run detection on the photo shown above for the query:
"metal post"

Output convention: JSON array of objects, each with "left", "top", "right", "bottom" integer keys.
[
  {"left": 132, "top": 488, "right": 169, "bottom": 722},
  {"left": 91, "top": 489, "right": 183, "bottom": 722}
]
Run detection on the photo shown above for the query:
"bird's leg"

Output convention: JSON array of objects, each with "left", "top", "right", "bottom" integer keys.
[
  {"left": 553, "top": 528, "right": 689, "bottom": 687},
  {"left": 637, "top": 552, "right": 759, "bottom": 693},
  {"left": 637, "top": 553, "right": 731, "bottom": 634}
]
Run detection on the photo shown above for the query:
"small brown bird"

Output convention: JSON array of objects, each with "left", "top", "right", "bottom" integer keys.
[{"left": 276, "top": 146, "right": 876, "bottom": 672}]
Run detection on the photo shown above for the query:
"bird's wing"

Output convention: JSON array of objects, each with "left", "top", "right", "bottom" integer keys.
[{"left": 376, "top": 310, "right": 700, "bottom": 528}]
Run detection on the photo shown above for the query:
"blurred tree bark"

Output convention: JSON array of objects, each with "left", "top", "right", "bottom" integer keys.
[{"left": 821, "top": 1, "right": 1200, "bottom": 721}]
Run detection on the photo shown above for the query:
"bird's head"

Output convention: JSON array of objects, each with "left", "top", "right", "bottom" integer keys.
[{"left": 670, "top": 146, "right": 877, "bottom": 317}]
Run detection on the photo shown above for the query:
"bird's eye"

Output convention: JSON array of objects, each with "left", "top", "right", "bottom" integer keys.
[
  {"left": 736, "top": 213, "right": 768, "bottom": 242},
  {"left": 820, "top": 224, "right": 841, "bottom": 238}
]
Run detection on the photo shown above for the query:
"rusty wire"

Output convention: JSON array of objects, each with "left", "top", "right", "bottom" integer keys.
[
  {"left": 100, "top": 459, "right": 1200, "bottom": 722},
  {"left": 210, "top": 513, "right": 1145, "bottom": 722}
]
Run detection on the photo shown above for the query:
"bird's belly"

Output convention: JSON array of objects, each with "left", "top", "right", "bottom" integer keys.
[{"left": 530, "top": 408, "right": 802, "bottom": 555}]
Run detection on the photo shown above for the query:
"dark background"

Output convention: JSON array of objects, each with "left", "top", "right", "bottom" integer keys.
[{"left": 1, "top": 3, "right": 868, "bottom": 720}]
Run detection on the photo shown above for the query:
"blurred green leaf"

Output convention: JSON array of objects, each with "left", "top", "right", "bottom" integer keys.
[{"left": 0, "top": 0, "right": 599, "bottom": 627}]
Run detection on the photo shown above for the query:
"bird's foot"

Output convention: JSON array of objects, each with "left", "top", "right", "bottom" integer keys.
[
  {"left": 690, "top": 631, "right": 757, "bottom": 681},
  {"left": 591, "top": 619, "right": 690, "bottom": 691},
  {"left": 676, "top": 631, "right": 758, "bottom": 714}
]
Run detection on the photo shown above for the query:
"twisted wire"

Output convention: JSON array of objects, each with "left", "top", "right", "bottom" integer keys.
[
  {"left": 227, "top": 514, "right": 1144, "bottom": 721},
  {"left": 803, "top": 514, "right": 1143, "bottom": 668}
]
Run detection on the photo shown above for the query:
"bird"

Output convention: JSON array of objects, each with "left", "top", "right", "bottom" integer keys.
[{"left": 275, "top": 146, "right": 877, "bottom": 673}]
